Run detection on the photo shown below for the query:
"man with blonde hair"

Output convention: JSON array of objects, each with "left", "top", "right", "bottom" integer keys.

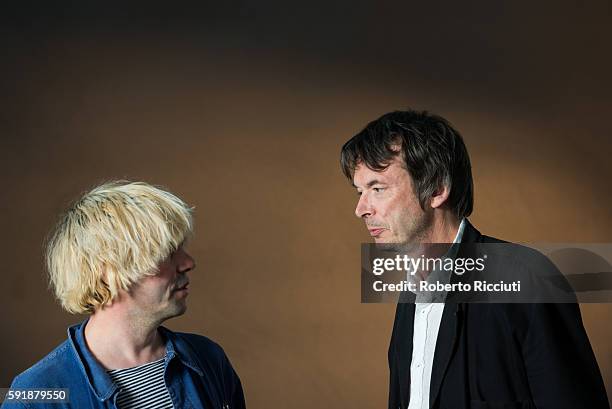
[{"left": 3, "top": 181, "right": 246, "bottom": 409}]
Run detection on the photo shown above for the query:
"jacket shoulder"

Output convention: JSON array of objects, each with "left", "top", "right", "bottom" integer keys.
[
  {"left": 9, "top": 341, "right": 76, "bottom": 388},
  {"left": 170, "top": 332, "right": 245, "bottom": 407},
  {"left": 479, "top": 234, "right": 507, "bottom": 244}
]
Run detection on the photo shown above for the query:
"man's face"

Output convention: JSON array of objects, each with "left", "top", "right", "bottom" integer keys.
[
  {"left": 127, "top": 245, "right": 196, "bottom": 323},
  {"left": 353, "top": 157, "right": 433, "bottom": 244}
]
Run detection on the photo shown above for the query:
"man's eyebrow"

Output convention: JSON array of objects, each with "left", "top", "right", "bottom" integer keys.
[{"left": 352, "top": 179, "right": 386, "bottom": 189}]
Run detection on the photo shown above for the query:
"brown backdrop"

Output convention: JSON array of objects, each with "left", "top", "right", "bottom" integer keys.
[{"left": 1, "top": 2, "right": 611, "bottom": 407}]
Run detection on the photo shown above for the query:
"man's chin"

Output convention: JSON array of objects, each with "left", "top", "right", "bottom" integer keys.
[
  {"left": 161, "top": 303, "right": 187, "bottom": 321},
  {"left": 174, "top": 303, "right": 188, "bottom": 317},
  {"left": 374, "top": 235, "right": 395, "bottom": 244}
]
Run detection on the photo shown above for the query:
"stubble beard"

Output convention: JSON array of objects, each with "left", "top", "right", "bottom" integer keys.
[
  {"left": 142, "top": 297, "right": 188, "bottom": 328},
  {"left": 160, "top": 298, "right": 188, "bottom": 322},
  {"left": 399, "top": 207, "right": 434, "bottom": 245}
]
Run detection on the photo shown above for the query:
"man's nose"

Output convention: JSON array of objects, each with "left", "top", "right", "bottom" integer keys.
[
  {"left": 355, "top": 193, "right": 374, "bottom": 218},
  {"left": 177, "top": 248, "right": 196, "bottom": 274}
]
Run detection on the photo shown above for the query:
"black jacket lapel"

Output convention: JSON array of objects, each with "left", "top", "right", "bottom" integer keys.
[
  {"left": 390, "top": 301, "right": 416, "bottom": 408},
  {"left": 428, "top": 220, "right": 481, "bottom": 408}
]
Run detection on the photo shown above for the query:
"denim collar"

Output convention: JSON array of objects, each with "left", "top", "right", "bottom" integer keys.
[
  {"left": 158, "top": 326, "right": 205, "bottom": 377},
  {"left": 67, "top": 319, "right": 204, "bottom": 402}
]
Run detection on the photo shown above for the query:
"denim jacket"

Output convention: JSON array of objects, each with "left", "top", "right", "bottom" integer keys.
[{"left": 2, "top": 320, "right": 246, "bottom": 409}]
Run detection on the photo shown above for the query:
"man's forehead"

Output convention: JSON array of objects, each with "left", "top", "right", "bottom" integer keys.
[{"left": 352, "top": 160, "right": 408, "bottom": 187}]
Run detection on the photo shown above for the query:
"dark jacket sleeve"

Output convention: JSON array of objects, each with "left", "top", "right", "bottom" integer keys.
[
  {"left": 222, "top": 352, "right": 246, "bottom": 409},
  {"left": 388, "top": 303, "right": 402, "bottom": 409},
  {"left": 521, "top": 302, "right": 609, "bottom": 409}
]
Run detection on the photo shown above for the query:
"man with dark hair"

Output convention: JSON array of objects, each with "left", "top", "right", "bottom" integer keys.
[{"left": 340, "top": 110, "right": 609, "bottom": 409}]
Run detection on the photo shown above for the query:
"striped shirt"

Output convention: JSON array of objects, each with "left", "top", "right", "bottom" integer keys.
[{"left": 108, "top": 357, "right": 174, "bottom": 409}]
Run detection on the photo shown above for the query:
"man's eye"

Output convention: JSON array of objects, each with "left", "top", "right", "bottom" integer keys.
[
  {"left": 356, "top": 191, "right": 363, "bottom": 196},
  {"left": 373, "top": 187, "right": 385, "bottom": 193}
]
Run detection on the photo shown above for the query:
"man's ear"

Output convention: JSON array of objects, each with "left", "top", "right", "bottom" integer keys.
[{"left": 430, "top": 184, "right": 451, "bottom": 209}]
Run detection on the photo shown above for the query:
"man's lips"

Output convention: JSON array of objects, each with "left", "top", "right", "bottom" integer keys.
[
  {"left": 173, "top": 282, "right": 190, "bottom": 292},
  {"left": 368, "top": 227, "right": 387, "bottom": 237}
]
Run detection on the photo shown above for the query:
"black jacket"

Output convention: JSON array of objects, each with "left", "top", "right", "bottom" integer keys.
[{"left": 388, "top": 221, "right": 609, "bottom": 409}]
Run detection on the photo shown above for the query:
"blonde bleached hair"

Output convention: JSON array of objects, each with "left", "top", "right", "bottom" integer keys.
[{"left": 46, "top": 181, "right": 193, "bottom": 314}]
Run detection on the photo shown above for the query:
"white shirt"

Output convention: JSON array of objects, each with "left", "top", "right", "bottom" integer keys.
[{"left": 407, "top": 219, "right": 466, "bottom": 409}]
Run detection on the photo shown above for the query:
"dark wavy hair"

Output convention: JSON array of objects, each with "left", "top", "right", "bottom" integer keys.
[{"left": 340, "top": 110, "right": 473, "bottom": 219}]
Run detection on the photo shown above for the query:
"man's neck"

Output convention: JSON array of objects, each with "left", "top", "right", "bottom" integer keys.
[
  {"left": 426, "top": 211, "right": 461, "bottom": 244},
  {"left": 84, "top": 306, "right": 167, "bottom": 370}
]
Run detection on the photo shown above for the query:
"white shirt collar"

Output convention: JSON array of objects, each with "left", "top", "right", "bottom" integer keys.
[{"left": 414, "top": 218, "right": 466, "bottom": 302}]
